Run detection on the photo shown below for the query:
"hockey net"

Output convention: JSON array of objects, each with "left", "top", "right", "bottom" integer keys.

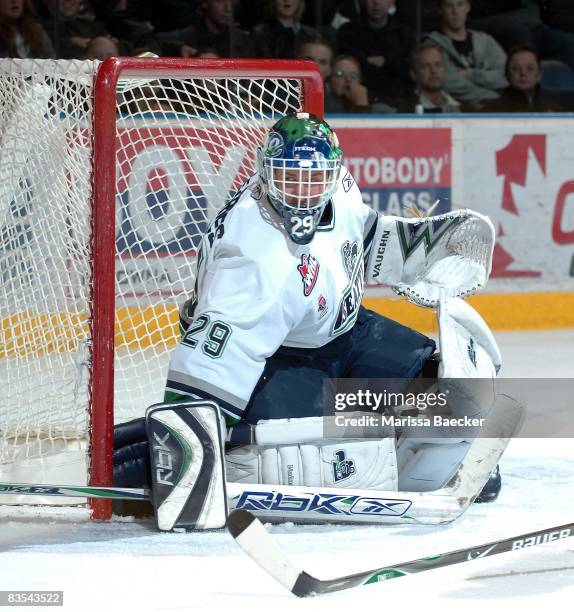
[{"left": 0, "top": 57, "right": 322, "bottom": 516}]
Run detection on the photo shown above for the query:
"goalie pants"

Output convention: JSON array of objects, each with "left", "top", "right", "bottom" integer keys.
[{"left": 237, "top": 306, "right": 435, "bottom": 428}]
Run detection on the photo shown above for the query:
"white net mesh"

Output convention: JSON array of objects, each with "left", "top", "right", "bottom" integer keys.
[
  {"left": 0, "top": 58, "right": 307, "bottom": 488},
  {"left": 0, "top": 60, "right": 93, "bottom": 471}
]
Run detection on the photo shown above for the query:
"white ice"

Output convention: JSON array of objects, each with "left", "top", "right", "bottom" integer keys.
[{"left": 0, "top": 329, "right": 573, "bottom": 611}]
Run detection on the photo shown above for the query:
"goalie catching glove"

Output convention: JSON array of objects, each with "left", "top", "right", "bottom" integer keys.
[{"left": 365, "top": 209, "right": 495, "bottom": 307}]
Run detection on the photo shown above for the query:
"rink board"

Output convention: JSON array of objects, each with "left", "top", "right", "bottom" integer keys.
[
  {"left": 330, "top": 116, "right": 574, "bottom": 296},
  {"left": 363, "top": 290, "right": 574, "bottom": 332},
  {"left": 111, "top": 114, "right": 573, "bottom": 331},
  {"left": 337, "top": 115, "right": 574, "bottom": 331},
  {"left": 3, "top": 288, "right": 571, "bottom": 359},
  {"left": 2, "top": 114, "right": 573, "bottom": 344}
]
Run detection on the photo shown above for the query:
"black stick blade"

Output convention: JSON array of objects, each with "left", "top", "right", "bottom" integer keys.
[{"left": 228, "top": 509, "right": 257, "bottom": 538}]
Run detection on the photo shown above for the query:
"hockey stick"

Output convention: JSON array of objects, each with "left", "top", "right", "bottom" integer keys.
[
  {"left": 228, "top": 509, "right": 574, "bottom": 597},
  {"left": 0, "top": 396, "right": 524, "bottom": 525},
  {"left": 0, "top": 483, "right": 149, "bottom": 501},
  {"left": 0, "top": 478, "right": 482, "bottom": 524}
]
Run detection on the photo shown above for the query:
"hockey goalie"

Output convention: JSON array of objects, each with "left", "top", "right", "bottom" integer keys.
[{"left": 113, "top": 113, "right": 520, "bottom": 531}]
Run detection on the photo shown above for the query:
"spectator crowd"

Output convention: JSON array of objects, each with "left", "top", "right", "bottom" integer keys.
[{"left": 1, "top": 0, "right": 574, "bottom": 113}]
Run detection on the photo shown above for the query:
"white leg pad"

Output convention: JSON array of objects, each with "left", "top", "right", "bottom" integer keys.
[
  {"left": 438, "top": 297, "right": 501, "bottom": 378},
  {"left": 397, "top": 298, "right": 503, "bottom": 492},
  {"left": 227, "top": 439, "right": 397, "bottom": 489},
  {"left": 226, "top": 417, "right": 397, "bottom": 490},
  {"left": 397, "top": 439, "right": 470, "bottom": 492}
]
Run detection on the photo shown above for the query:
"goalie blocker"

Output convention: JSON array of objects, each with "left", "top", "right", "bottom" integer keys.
[{"left": 145, "top": 401, "right": 227, "bottom": 531}]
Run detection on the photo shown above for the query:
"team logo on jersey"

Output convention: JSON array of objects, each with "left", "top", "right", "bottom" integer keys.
[
  {"left": 332, "top": 450, "right": 356, "bottom": 483},
  {"left": 332, "top": 240, "right": 364, "bottom": 336},
  {"left": 318, "top": 294, "right": 328, "bottom": 318},
  {"left": 297, "top": 253, "right": 320, "bottom": 296},
  {"left": 341, "top": 240, "right": 360, "bottom": 279},
  {"left": 467, "top": 337, "right": 477, "bottom": 368},
  {"left": 342, "top": 170, "right": 354, "bottom": 193},
  {"left": 251, "top": 182, "right": 263, "bottom": 200}
]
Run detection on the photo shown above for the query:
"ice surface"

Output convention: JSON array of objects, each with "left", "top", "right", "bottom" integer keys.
[{"left": 0, "top": 329, "right": 573, "bottom": 610}]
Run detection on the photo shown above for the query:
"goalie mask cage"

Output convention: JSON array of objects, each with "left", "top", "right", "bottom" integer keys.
[{"left": 0, "top": 57, "right": 323, "bottom": 519}]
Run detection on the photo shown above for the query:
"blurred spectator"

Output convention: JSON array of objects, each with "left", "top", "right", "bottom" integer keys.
[
  {"left": 0, "top": 0, "right": 55, "bottom": 57},
  {"left": 468, "top": 1, "right": 540, "bottom": 51},
  {"left": 297, "top": 37, "right": 331, "bottom": 81},
  {"left": 42, "top": 0, "right": 110, "bottom": 58},
  {"left": 235, "top": 0, "right": 265, "bottom": 31},
  {"left": 336, "top": 0, "right": 415, "bottom": 107},
  {"left": 329, "top": 54, "right": 395, "bottom": 112},
  {"left": 337, "top": 0, "right": 360, "bottom": 21},
  {"left": 252, "top": 0, "right": 319, "bottom": 59},
  {"left": 397, "top": 40, "right": 463, "bottom": 113},
  {"left": 235, "top": 77, "right": 300, "bottom": 116},
  {"left": 296, "top": 36, "right": 344, "bottom": 112},
  {"left": 395, "top": 0, "right": 443, "bottom": 34},
  {"left": 193, "top": 48, "right": 221, "bottom": 107},
  {"left": 101, "top": 0, "right": 163, "bottom": 55},
  {"left": 301, "top": 0, "right": 349, "bottom": 48},
  {"left": 482, "top": 45, "right": 569, "bottom": 111},
  {"left": 83, "top": 34, "right": 119, "bottom": 59},
  {"left": 160, "top": 0, "right": 252, "bottom": 58},
  {"left": 538, "top": 58, "right": 574, "bottom": 106},
  {"left": 536, "top": 0, "right": 574, "bottom": 71},
  {"left": 150, "top": 0, "right": 199, "bottom": 33},
  {"left": 541, "top": 0, "right": 574, "bottom": 33},
  {"left": 470, "top": 2, "right": 574, "bottom": 74},
  {"left": 118, "top": 81, "right": 175, "bottom": 114},
  {"left": 195, "top": 46, "right": 220, "bottom": 58},
  {"left": 426, "top": 0, "right": 508, "bottom": 110}
]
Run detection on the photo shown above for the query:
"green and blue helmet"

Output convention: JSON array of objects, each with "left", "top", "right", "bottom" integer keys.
[{"left": 258, "top": 113, "right": 343, "bottom": 244}]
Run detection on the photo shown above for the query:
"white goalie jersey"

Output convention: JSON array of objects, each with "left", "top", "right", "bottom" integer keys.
[{"left": 165, "top": 166, "right": 494, "bottom": 423}]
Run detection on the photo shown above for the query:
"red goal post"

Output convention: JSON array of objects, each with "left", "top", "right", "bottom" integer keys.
[{"left": 0, "top": 57, "right": 323, "bottom": 519}]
